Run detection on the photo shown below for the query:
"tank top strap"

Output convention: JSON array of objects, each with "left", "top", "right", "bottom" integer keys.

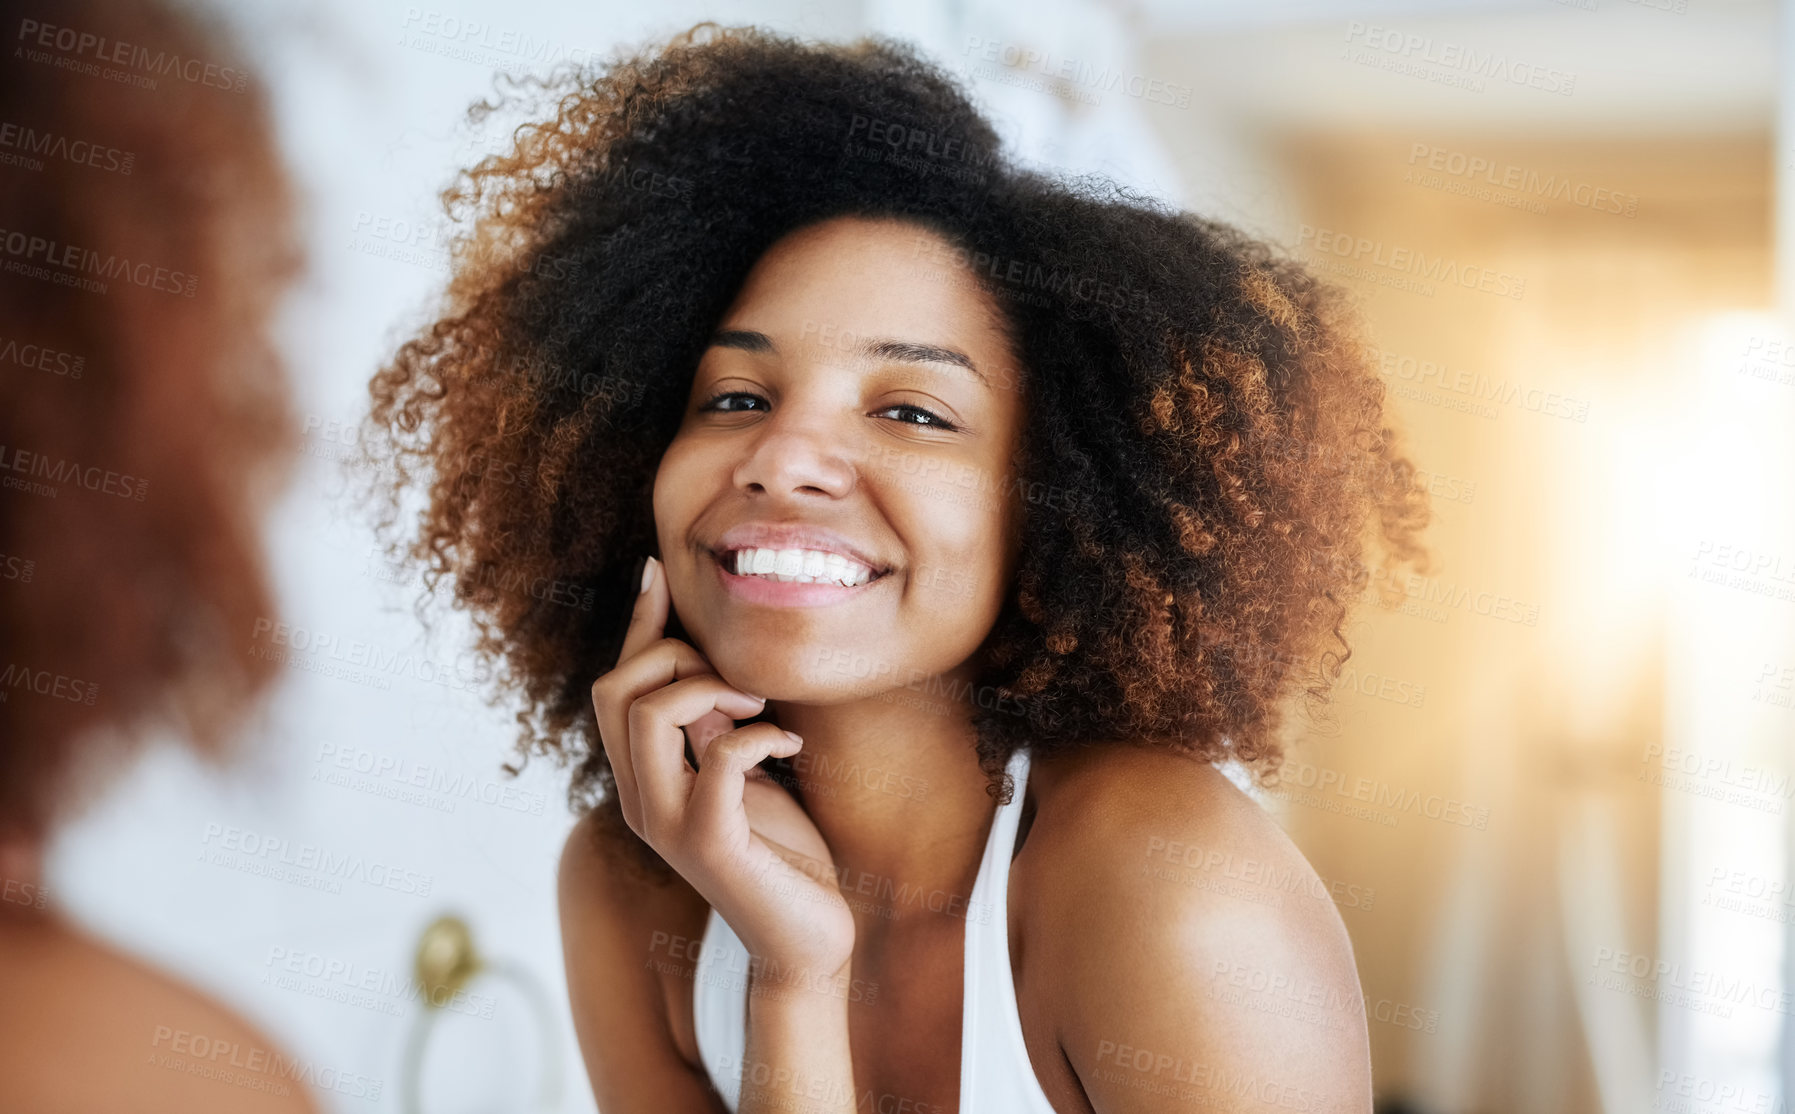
[
  {"left": 959, "top": 746, "right": 1059, "bottom": 1112},
  {"left": 693, "top": 905, "right": 750, "bottom": 1111}
]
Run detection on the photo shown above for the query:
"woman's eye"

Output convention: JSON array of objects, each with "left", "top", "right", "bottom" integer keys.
[
  {"left": 875, "top": 404, "right": 959, "bottom": 431},
  {"left": 698, "top": 391, "right": 768, "bottom": 413}
]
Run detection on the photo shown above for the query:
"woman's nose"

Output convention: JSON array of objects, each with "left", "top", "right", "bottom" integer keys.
[{"left": 730, "top": 405, "right": 857, "bottom": 499}]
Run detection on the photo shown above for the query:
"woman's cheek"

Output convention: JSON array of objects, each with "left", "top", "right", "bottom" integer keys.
[
  {"left": 911, "top": 562, "right": 980, "bottom": 609},
  {"left": 651, "top": 443, "right": 705, "bottom": 557},
  {"left": 912, "top": 557, "right": 1007, "bottom": 667}
]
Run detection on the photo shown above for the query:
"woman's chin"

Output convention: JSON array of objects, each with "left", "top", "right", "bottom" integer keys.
[{"left": 707, "top": 648, "right": 888, "bottom": 706}]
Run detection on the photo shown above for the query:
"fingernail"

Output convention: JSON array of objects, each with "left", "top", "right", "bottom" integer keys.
[
  {"left": 639, "top": 556, "right": 657, "bottom": 594},
  {"left": 783, "top": 730, "right": 802, "bottom": 744}
]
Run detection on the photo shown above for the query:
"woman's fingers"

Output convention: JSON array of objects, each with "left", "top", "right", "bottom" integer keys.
[
  {"left": 686, "top": 723, "right": 804, "bottom": 848},
  {"left": 685, "top": 708, "right": 742, "bottom": 767},
  {"left": 594, "top": 637, "right": 737, "bottom": 832},
  {"left": 627, "top": 675, "right": 767, "bottom": 837},
  {"left": 591, "top": 553, "right": 771, "bottom": 842},
  {"left": 616, "top": 555, "right": 669, "bottom": 667},
  {"left": 592, "top": 555, "right": 723, "bottom": 827},
  {"left": 591, "top": 557, "right": 669, "bottom": 825},
  {"left": 589, "top": 639, "right": 703, "bottom": 830},
  {"left": 594, "top": 636, "right": 718, "bottom": 735}
]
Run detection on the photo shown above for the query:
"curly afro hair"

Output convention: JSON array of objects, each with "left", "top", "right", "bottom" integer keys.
[{"left": 361, "top": 22, "right": 1428, "bottom": 874}]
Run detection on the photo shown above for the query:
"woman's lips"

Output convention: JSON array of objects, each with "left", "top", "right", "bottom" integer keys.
[{"left": 709, "top": 549, "right": 889, "bottom": 607}]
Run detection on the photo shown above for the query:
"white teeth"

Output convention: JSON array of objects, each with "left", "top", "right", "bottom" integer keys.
[{"left": 728, "top": 547, "right": 876, "bottom": 587}]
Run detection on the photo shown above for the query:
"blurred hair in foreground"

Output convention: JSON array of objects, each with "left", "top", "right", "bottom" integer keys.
[
  {"left": 0, "top": 0, "right": 313, "bottom": 1110},
  {"left": 0, "top": 0, "right": 298, "bottom": 842}
]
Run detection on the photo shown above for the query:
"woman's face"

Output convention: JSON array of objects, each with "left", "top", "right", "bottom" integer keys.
[{"left": 653, "top": 216, "right": 1026, "bottom": 704}]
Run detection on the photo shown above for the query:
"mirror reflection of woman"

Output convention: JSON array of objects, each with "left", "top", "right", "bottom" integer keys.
[
  {"left": 365, "top": 24, "right": 1427, "bottom": 1113},
  {"left": 0, "top": 0, "right": 312, "bottom": 1109}
]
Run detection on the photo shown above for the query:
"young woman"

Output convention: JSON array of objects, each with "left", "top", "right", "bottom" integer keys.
[
  {"left": 0, "top": 0, "right": 312, "bottom": 1109},
  {"left": 364, "top": 23, "right": 1427, "bottom": 1113}
]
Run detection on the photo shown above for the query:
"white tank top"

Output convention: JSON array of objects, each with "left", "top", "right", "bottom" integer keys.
[{"left": 692, "top": 746, "right": 1058, "bottom": 1113}]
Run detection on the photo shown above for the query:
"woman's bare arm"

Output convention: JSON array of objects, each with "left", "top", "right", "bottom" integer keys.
[
  {"left": 559, "top": 815, "right": 860, "bottom": 1114},
  {"left": 1027, "top": 751, "right": 1375, "bottom": 1114},
  {"left": 558, "top": 814, "right": 730, "bottom": 1113},
  {"left": 739, "top": 971, "right": 857, "bottom": 1114}
]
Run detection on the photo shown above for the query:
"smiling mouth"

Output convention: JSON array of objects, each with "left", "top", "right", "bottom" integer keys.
[{"left": 712, "top": 546, "right": 891, "bottom": 588}]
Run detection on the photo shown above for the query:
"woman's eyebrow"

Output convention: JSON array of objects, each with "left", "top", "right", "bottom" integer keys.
[
  {"left": 707, "top": 328, "right": 989, "bottom": 387},
  {"left": 864, "top": 339, "right": 989, "bottom": 387},
  {"left": 709, "top": 328, "right": 776, "bottom": 354}
]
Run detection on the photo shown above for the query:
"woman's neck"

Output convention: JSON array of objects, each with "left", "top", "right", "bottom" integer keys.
[{"left": 769, "top": 673, "right": 1005, "bottom": 948}]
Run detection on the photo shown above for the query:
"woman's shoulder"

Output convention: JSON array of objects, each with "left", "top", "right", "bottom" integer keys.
[
  {"left": 0, "top": 915, "right": 319, "bottom": 1113},
  {"left": 1018, "top": 743, "right": 1373, "bottom": 1111},
  {"left": 558, "top": 808, "right": 711, "bottom": 933},
  {"left": 1025, "top": 742, "right": 1320, "bottom": 890},
  {"left": 1023, "top": 742, "right": 1350, "bottom": 947}
]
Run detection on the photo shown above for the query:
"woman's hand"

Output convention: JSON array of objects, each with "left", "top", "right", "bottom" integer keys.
[{"left": 590, "top": 556, "right": 856, "bottom": 986}]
